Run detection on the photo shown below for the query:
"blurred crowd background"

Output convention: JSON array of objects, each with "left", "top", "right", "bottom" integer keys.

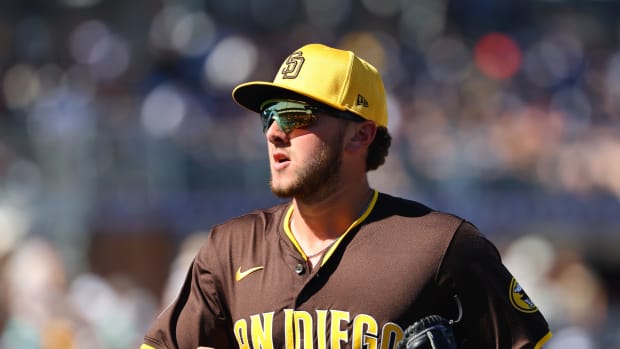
[{"left": 0, "top": 0, "right": 618, "bottom": 348}]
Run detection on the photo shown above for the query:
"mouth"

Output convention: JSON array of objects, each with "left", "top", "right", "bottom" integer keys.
[{"left": 272, "top": 152, "right": 290, "bottom": 169}]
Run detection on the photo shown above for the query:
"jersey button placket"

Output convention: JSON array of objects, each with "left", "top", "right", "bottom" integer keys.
[{"left": 295, "top": 263, "right": 305, "bottom": 275}]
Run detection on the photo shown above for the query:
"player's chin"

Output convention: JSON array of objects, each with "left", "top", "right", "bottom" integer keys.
[{"left": 269, "top": 180, "right": 298, "bottom": 198}]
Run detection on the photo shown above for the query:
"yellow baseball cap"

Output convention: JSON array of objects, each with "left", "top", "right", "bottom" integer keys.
[{"left": 232, "top": 43, "right": 388, "bottom": 127}]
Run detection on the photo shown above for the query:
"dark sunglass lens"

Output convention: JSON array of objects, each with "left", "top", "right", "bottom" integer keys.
[{"left": 261, "top": 110, "right": 274, "bottom": 132}]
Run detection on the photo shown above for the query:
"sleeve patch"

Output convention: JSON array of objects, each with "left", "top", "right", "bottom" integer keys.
[{"left": 509, "top": 277, "right": 538, "bottom": 313}]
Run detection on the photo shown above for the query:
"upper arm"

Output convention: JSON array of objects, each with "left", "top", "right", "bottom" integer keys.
[
  {"left": 437, "top": 222, "right": 552, "bottom": 349},
  {"left": 142, "top": 232, "right": 233, "bottom": 349}
]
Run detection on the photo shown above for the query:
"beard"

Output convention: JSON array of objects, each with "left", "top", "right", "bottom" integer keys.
[{"left": 270, "top": 130, "right": 344, "bottom": 204}]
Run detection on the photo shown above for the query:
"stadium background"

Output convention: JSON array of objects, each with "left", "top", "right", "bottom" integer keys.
[{"left": 0, "top": 0, "right": 618, "bottom": 348}]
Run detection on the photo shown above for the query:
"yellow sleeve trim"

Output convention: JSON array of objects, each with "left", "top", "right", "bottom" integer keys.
[
  {"left": 140, "top": 344, "right": 156, "bottom": 349},
  {"left": 534, "top": 331, "right": 553, "bottom": 349}
]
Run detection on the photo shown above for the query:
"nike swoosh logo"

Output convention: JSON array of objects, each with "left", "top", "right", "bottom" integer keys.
[{"left": 235, "top": 266, "right": 264, "bottom": 281}]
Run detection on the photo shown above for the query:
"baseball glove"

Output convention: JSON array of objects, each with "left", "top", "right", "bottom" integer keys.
[{"left": 396, "top": 314, "right": 458, "bottom": 349}]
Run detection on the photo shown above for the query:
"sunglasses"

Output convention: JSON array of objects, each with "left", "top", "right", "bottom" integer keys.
[{"left": 259, "top": 99, "right": 365, "bottom": 134}]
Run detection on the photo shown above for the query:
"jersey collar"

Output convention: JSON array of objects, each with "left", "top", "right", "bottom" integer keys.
[{"left": 283, "top": 190, "right": 379, "bottom": 267}]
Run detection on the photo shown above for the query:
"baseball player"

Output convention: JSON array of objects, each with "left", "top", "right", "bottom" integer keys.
[{"left": 141, "top": 43, "right": 552, "bottom": 349}]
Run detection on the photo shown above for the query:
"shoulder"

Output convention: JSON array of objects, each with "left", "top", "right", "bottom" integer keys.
[
  {"left": 447, "top": 220, "right": 500, "bottom": 260},
  {"left": 211, "top": 203, "right": 290, "bottom": 234},
  {"left": 194, "top": 202, "right": 290, "bottom": 265},
  {"left": 369, "top": 192, "right": 465, "bottom": 236},
  {"left": 207, "top": 202, "right": 290, "bottom": 241},
  {"left": 357, "top": 193, "right": 467, "bottom": 255}
]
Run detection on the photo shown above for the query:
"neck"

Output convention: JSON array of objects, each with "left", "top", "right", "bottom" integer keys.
[{"left": 291, "top": 179, "right": 373, "bottom": 242}]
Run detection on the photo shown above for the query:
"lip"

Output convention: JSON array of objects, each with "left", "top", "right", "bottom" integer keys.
[{"left": 272, "top": 151, "right": 290, "bottom": 170}]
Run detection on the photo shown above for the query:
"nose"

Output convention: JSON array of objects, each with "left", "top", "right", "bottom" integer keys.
[{"left": 265, "top": 120, "right": 289, "bottom": 145}]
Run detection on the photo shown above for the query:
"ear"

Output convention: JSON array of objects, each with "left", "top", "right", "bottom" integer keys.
[{"left": 345, "top": 121, "right": 377, "bottom": 152}]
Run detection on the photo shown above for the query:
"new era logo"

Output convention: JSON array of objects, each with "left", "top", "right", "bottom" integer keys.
[{"left": 356, "top": 94, "right": 369, "bottom": 107}]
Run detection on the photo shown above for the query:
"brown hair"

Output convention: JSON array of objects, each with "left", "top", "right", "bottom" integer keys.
[{"left": 367, "top": 126, "right": 391, "bottom": 171}]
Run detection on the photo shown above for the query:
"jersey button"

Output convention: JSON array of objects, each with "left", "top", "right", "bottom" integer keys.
[{"left": 295, "top": 263, "right": 305, "bottom": 275}]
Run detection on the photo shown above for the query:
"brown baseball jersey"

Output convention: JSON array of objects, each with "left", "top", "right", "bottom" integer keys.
[{"left": 141, "top": 191, "right": 552, "bottom": 349}]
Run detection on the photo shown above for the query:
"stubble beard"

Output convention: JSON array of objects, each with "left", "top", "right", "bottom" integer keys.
[{"left": 270, "top": 134, "right": 344, "bottom": 204}]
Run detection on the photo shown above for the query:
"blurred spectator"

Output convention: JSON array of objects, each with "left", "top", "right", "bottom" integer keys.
[
  {"left": 0, "top": 237, "right": 158, "bottom": 349},
  {"left": 503, "top": 235, "right": 610, "bottom": 349}
]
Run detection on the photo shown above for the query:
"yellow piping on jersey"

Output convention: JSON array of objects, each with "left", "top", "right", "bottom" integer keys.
[
  {"left": 534, "top": 331, "right": 552, "bottom": 349},
  {"left": 283, "top": 190, "right": 379, "bottom": 266},
  {"left": 283, "top": 207, "right": 305, "bottom": 259}
]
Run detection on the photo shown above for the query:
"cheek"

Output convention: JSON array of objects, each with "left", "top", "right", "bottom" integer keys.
[
  {"left": 343, "top": 125, "right": 369, "bottom": 152},
  {"left": 344, "top": 140, "right": 362, "bottom": 152},
  {"left": 285, "top": 123, "right": 346, "bottom": 155}
]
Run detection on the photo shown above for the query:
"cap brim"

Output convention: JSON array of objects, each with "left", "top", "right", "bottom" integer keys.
[{"left": 232, "top": 81, "right": 346, "bottom": 114}]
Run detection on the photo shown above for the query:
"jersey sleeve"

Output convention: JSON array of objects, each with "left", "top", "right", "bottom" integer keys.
[
  {"left": 141, "top": 231, "right": 233, "bottom": 349},
  {"left": 436, "top": 221, "right": 552, "bottom": 349}
]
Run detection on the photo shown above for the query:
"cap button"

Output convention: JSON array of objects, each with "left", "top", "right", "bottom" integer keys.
[{"left": 295, "top": 263, "right": 305, "bottom": 275}]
